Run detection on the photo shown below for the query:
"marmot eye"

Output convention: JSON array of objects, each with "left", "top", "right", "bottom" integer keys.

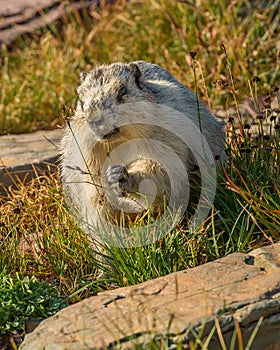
[{"left": 118, "top": 85, "right": 128, "bottom": 98}]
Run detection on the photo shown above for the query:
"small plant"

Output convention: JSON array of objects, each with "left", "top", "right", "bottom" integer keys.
[
  {"left": 213, "top": 48, "right": 280, "bottom": 249},
  {"left": 0, "top": 271, "right": 65, "bottom": 334}
]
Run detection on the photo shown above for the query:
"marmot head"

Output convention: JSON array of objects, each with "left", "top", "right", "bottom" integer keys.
[{"left": 76, "top": 62, "right": 155, "bottom": 114}]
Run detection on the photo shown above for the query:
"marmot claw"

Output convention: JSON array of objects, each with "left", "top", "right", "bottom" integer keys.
[{"left": 103, "top": 164, "right": 129, "bottom": 195}]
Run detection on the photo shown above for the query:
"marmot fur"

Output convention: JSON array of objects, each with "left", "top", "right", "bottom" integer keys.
[{"left": 61, "top": 61, "right": 225, "bottom": 239}]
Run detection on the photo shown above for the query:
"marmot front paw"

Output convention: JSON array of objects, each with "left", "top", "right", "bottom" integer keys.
[{"left": 103, "top": 164, "right": 130, "bottom": 196}]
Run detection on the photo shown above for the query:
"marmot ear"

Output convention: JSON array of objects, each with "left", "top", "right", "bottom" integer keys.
[
  {"left": 80, "top": 71, "right": 87, "bottom": 82},
  {"left": 128, "top": 63, "right": 143, "bottom": 90}
]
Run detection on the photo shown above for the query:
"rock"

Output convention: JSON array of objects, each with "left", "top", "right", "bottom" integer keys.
[
  {"left": 0, "top": 0, "right": 101, "bottom": 46},
  {"left": 0, "top": 129, "right": 61, "bottom": 194},
  {"left": 215, "top": 91, "right": 280, "bottom": 138},
  {"left": 20, "top": 243, "right": 280, "bottom": 350}
]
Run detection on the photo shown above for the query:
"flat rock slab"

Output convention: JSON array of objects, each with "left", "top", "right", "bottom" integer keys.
[
  {"left": 20, "top": 243, "right": 280, "bottom": 350},
  {"left": 0, "top": 0, "right": 100, "bottom": 46},
  {"left": 0, "top": 0, "right": 60, "bottom": 17},
  {"left": 0, "top": 129, "right": 62, "bottom": 193}
]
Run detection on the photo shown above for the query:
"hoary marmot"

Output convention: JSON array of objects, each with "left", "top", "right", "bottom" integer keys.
[{"left": 61, "top": 61, "right": 225, "bottom": 240}]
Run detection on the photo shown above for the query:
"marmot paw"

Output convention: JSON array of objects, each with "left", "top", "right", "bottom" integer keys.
[{"left": 103, "top": 164, "right": 129, "bottom": 196}]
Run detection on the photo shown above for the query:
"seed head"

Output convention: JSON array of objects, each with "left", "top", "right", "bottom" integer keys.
[
  {"left": 252, "top": 76, "right": 260, "bottom": 83},
  {"left": 264, "top": 95, "right": 271, "bottom": 104},
  {"left": 190, "top": 51, "right": 197, "bottom": 59},
  {"left": 14, "top": 207, "right": 21, "bottom": 214}
]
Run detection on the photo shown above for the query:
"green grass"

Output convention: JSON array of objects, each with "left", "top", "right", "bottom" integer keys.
[{"left": 0, "top": 0, "right": 279, "bottom": 348}]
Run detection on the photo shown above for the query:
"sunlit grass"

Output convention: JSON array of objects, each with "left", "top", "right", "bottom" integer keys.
[{"left": 0, "top": 0, "right": 279, "bottom": 134}]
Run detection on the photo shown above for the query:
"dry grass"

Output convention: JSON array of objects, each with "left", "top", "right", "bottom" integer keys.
[
  {"left": 0, "top": 171, "right": 104, "bottom": 301},
  {"left": 1, "top": 0, "right": 279, "bottom": 134}
]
